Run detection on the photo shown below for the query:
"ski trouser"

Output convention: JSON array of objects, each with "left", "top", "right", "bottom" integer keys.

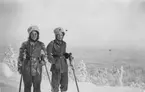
[
  {"left": 51, "top": 69, "right": 68, "bottom": 92},
  {"left": 22, "top": 68, "right": 42, "bottom": 92}
]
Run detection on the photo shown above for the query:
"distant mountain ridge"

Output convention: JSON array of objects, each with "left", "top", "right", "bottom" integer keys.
[
  {"left": 1, "top": 45, "right": 145, "bottom": 67},
  {"left": 70, "top": 47, "right": 145, "bottom": 68}
]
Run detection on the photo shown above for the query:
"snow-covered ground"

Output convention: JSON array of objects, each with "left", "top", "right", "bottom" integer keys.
[
  {"left": 0, "top": 62, "right": 143, "bottom": 92},
  {"left": 0, "top": 63, "right": 14, "bottom": 78}
]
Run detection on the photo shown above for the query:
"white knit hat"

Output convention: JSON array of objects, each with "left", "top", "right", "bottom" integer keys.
[
  {"left": 27, "top": 25, "right": 39, "bottom": 34},
  {"left": 54, "top": 27, "right": 64, "bottom": 35}
]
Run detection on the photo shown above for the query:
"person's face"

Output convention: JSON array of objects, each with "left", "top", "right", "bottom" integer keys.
[
  {"left": 30, "top": 30, "right": 38, "bottom": 41},
  {"left": 56, "top": 33, "right": 63, "bottom": 41}
]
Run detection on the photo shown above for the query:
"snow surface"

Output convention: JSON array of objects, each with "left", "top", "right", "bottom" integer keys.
[
  {"left": 0, "top": 63, "right": 14, "bottom": 78},
  {"left": 41, "top": 81, "right": 143, "bottom": 92},
  {"left": 0, "top": 62, "right": 143, "bottom": 92}
]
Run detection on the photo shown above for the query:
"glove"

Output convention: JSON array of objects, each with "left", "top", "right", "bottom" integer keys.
[
  {"left": 63, "top": 53, "right": 71, "bottom": 59},
  {"left": 18, "top": 66, "right": 22, "bottom": 74},
  {"left": 40, "top": 55, "right": 47, "bottom": 66},
  {"left": 39, "top": 60, "right": 46, "bottom": 67}
]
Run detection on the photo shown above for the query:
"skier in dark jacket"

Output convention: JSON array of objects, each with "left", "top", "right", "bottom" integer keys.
[
  {"left": 46, "top": 27, "right": 72, "bottom": 92},
  {"left": 17, "top": 25, "right": 47, "bottom": 92}
]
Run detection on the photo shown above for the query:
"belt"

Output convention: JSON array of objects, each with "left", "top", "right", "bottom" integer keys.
[
  {"left": 52, "top": 54, "right": 64, "bottom": 58},
  {"left": 26, "top": 57, "right": 40, "bottom": 61}
]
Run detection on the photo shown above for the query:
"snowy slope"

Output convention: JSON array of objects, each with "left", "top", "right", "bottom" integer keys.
[
  {"left": 0, "top": 78, "right": 143, "bottom": 92},
  {"left": 40, "top": 80, "right": 143, "bottom": 92},
  {"left": 68, "top": 82, "right": 143, "bottom": 92},
  {"left": 41, "top": 81, "right": 143, "bottom": 92},
  {"left": 0, "top": 63, "right": 14, "bottom": 78},
  {"left": 0, "top": 62, "right": 143, "bottom": 92}
]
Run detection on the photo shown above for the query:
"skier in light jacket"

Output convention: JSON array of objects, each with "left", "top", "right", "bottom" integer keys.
[
  {"left": 17, "top": 25, "right": 47, "bottom": 92},
  {"left": 47, "top": 27, "right": 72, "bottom": 92}
]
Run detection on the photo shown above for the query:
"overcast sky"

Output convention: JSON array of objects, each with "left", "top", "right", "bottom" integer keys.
[{"left": 1, "top": 0, "right": 145, "bottom": 49}]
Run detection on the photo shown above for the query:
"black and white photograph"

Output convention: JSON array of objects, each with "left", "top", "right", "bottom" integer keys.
[{"left": 0, "top": 0, "right": 145, "bottom": 92}]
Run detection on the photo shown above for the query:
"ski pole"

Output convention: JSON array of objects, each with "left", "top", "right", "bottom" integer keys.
[
  {"left": 18, "top": 49, "right": 26, "bottom": 92},
  {"left": 71, "top": 65, "right": 80, "bottom": 92},
  {"left": 19, "top": 75, "right": 23, "bottom": 92},
  {"left": 44, "top": 63, "right": 54, "bottom": 92},
  {"left": 69, "top": 55, "right": 80, "bottom": 92}
]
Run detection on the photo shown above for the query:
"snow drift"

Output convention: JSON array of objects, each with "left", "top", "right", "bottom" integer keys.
[
  {"left": 0, "top": 62, "right": 143, "bottom": 92},
  {"left": 40, "top": 80, "right": 143, "bottom": 92},
  {"left": 67, "top": 82, "right": 143, "bottom": 92},
  {"left": 0, "top": 62, "right": 14, "bottom": 78}
]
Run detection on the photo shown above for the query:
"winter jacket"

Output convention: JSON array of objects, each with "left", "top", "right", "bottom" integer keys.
[
  {"left": 18, "top": 40, "right": 47, "bottom": 76},
  {"left": 46, "top": 40, "right": 68, "bottom": 73}
]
